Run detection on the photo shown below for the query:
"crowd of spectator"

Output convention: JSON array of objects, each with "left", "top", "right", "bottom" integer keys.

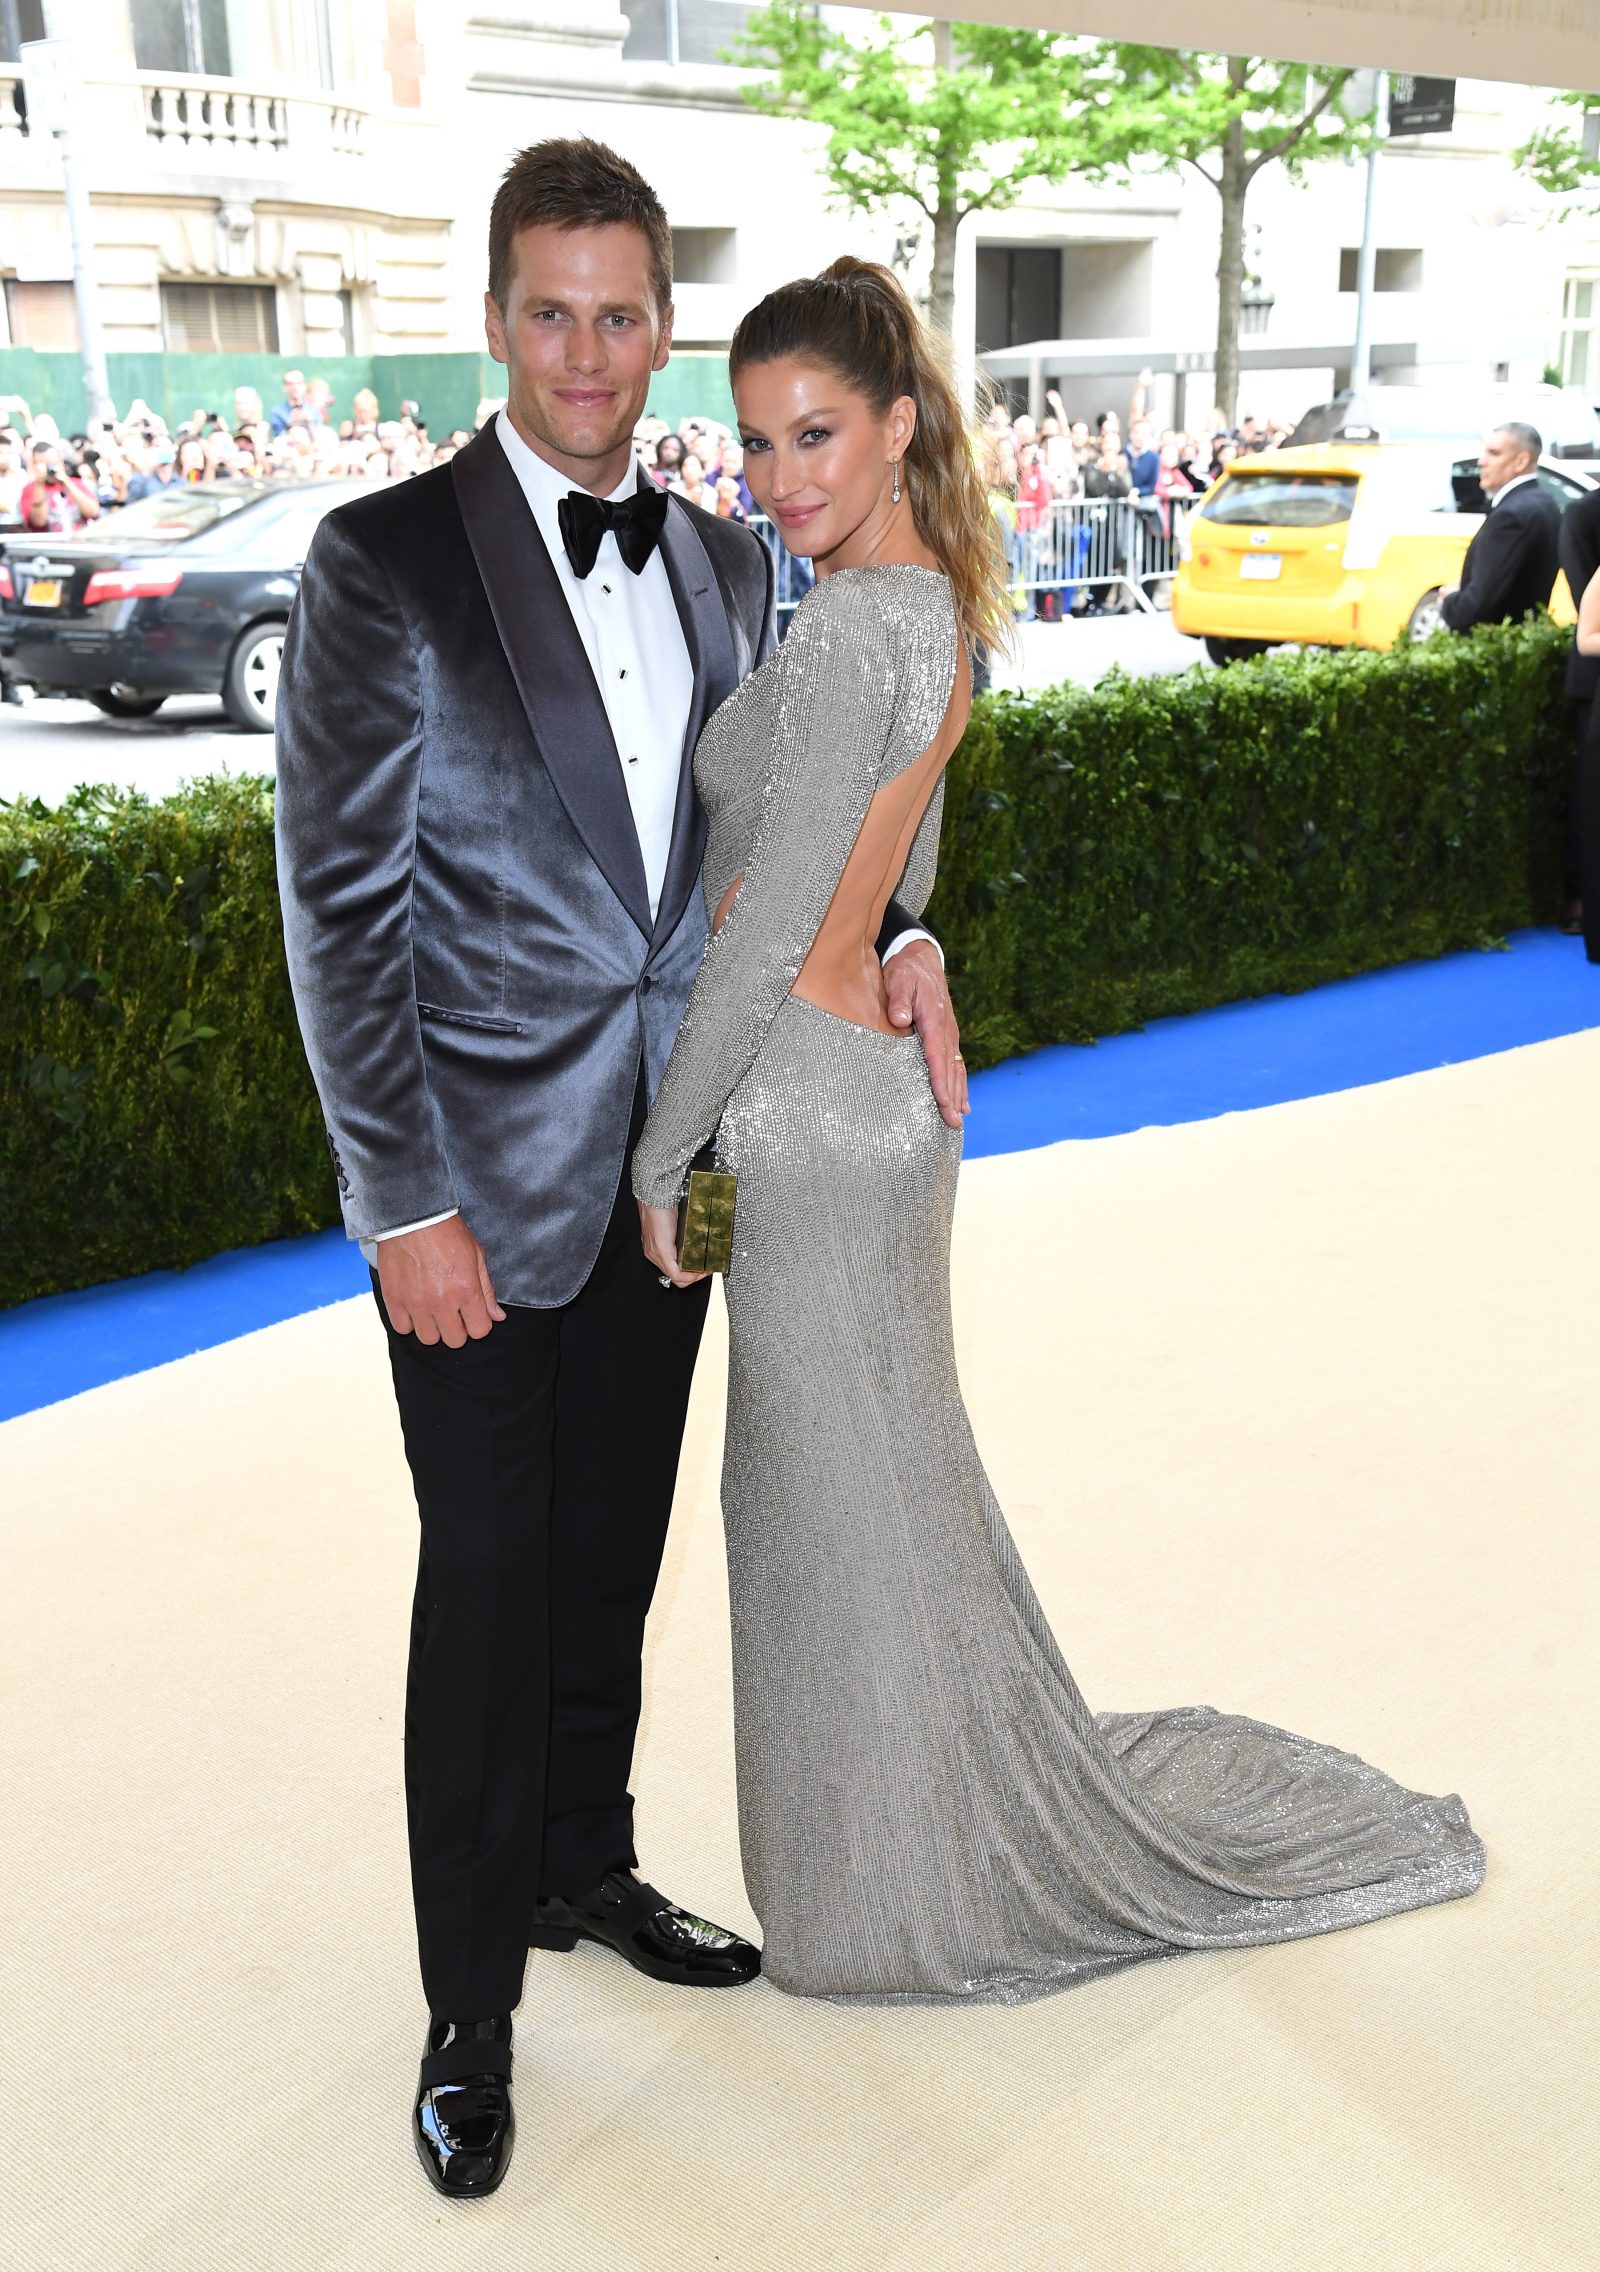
[
  {"left": 0, "top": 363, "right": 1294, "bottom": 629},
  {"left": 981, "top": 373, "right": 1293, "bottom": 619},
  {"left": 0, "top": 369, "right": 479, "bottom": 537}
]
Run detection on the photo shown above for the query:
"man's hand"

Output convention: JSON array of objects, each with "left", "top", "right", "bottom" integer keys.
[
  {"left": 376, "top": 1215, "right": 506, "bottom": 1347},
  {"left": 639, "top": 1202, "right": 710, "bottom": 1290},
  {"left": 1438, "top": 582, "right": 1460, "bottom": 602},
  {"left": 884, "top": 938, "right": 968, "bottom": 1129}
]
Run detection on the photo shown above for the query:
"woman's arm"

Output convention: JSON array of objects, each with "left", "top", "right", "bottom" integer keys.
[{"left": 631, "top": 578, "right": 902, "bottom": 1210}]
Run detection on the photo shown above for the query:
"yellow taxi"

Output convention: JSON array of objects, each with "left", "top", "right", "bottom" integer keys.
[{"left": 1170, "top": 443, "right": 1589, "bottom": 664}]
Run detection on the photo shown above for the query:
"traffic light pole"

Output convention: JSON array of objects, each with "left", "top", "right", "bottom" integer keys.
[
  {"left": 37, "top": 2, "right": 115, "bottom": 426},
  {"left": 1350, "top": 72, "right": 1388, "bottom": 393}
]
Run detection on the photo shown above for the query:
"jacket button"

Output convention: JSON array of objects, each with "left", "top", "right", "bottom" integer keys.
[{"left": 639, "top": 973, "right": 654, "bottom": 994}]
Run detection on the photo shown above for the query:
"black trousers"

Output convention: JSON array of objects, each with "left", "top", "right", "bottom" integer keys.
[
  {"left": 374, "top": 1110, "right": 711, "bottom": 2020},
  {"left": 1573, "top": 697, "right": 1600, "bottom": 963}
]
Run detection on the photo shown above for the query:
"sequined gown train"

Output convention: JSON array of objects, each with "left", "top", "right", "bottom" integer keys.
[{"left": 631, "top": 566, "right": 1485, "bottom": 2004}]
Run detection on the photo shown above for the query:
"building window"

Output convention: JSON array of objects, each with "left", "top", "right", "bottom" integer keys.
[
  {"left": 0, "top": 2, "right": 47, "bottom": 66},
  {"left": 1338, "top": 247, "right": 1424, "bottom": 293},
  {"left": 4, "top": 278, "right": 78, "bottom": 349},
  {"left": 624, "top": 0, "right": 758, "bottom": 67},
  {"left": 160, "top": 280, "right": 278, "bottom": 353},
  {"left": 130, "top": 0, "right": 232, "bottom": 77},
  {"left": 975, "top": 246, "right": 1061, "bottom": 352},
  {"left": 311, "top": 0, "right": 336, "bottom": 91},
  {"left": 1560, "top": 274, "right": 1600, "bottom": 396},
  {"left": 671, "top": 228, "right": 736, "bottom": 287}
]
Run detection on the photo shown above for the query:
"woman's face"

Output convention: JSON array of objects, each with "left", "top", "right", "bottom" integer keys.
[
  {"left": 734, "top": 356, "right": 913, "bottom": 561},
  {"left": 680, "top": 452, "right": 705, "bottom": 484},
  {"left": 655, "top": 435, "right": 683, "bottom": 469}
]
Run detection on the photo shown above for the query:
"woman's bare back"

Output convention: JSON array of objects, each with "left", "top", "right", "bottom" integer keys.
[{"left": 711, "top": 608, "right": 971, "bottom": 1035}]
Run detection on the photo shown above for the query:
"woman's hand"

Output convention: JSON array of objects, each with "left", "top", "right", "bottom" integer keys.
[{"left": 639, "top": 1201, "right": 710, "bottom": 1289}]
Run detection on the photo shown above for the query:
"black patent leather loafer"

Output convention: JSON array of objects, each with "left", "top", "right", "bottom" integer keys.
[
  {"left": 413, "top": 2015, "right": 514, "bottom": 2199},
  {"left": 531, "top": 1869, "right": 760, "bottom": 1988}
]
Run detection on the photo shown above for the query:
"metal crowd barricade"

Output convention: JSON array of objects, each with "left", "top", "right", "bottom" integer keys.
[
  {"left": 747, "top": 512, "right": 809, "bottom": 624},
  {"left": 747, "top": 497, "right": 1193, "bottom": 626},
  {"left": 1008, "top": 496, "right": 1194, "bottom": 616}
]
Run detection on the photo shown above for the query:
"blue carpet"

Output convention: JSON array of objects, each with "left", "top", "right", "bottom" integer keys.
[
  {"left": 3, "top": 927, "right": 1595, "bottom": 1424},
  {"left": 0, "top": 1226, "right": 369, "bottom": 1426},
  {"left": 963, "top": 927, "right": 1599, "bottom": 1155}
]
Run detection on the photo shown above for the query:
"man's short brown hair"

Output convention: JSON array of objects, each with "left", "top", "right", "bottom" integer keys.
[{"left": 488, "top": 138, "right": 673, "bottom": 317}]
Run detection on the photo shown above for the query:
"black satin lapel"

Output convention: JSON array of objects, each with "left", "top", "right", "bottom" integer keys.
[
  {"left": 452, "top": 427, "right": 653, "bottom": 939},
  {"left": 652, "top": 488, "right": 740, "bottom": 951}
]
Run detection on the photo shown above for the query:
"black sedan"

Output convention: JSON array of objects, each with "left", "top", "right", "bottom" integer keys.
[{"left": 0, "top": 479, "right": 368, "bottom": 732}]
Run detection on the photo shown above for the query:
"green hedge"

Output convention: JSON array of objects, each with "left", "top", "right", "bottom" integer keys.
[
  {"left": 0, "top": 619, "right": 1573, "bottom": 1310},
  {"left": 929, "top": 619, "right": 1573, "bottom": 1067}
]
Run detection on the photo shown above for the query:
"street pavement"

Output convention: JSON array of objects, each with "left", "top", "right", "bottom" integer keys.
[{"left": 0, "top": 610, "right": 1205, "bottom": 810}]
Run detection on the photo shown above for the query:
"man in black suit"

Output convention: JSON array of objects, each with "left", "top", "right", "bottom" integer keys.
[
  {"left": 1439, "top": 422, "right": 1562, "bottom": 634},
  {"left": 274, "top": 140, "right": 962, "bottom": 2200},
  {"left": 1557, "top": 482, "right": 1600, "bottom": 945}
]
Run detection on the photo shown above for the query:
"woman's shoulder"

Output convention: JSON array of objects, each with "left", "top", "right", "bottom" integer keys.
[
  {"left": 781, "top": 567, "right": 958, "bottom": 750},
  {"left": 789, "top": 562, "right": 951, "bottom": 645}
]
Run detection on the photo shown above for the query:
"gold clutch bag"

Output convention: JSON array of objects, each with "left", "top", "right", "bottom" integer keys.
[{"left": 677, "top": 1143, "right": 738, "bottom": 1275}]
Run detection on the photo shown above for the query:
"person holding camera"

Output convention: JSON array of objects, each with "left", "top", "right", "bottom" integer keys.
[{"left": 17, "top": 440, "right": 101, "bottom": 534}]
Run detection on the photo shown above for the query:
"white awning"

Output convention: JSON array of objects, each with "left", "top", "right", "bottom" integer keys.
[{"left": 834, "top": 0, "right": 1599, "bottom": 89}]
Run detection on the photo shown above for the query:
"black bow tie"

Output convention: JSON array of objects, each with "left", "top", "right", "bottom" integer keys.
[{"left": 558, "top": 483, "right": 669, "bottom": 579}]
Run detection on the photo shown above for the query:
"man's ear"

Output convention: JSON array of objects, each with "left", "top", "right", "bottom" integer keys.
[
  {"left": 484, "top": 291, "right": 508, "bottom": 368},
  {"left": 653, "top": 302, "right": 675, "bottom": 375}
]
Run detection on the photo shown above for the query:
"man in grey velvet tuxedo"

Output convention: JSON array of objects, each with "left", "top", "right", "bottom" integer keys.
[{"left": 274, "top": 138, "right": 960, "bottom": 2200}]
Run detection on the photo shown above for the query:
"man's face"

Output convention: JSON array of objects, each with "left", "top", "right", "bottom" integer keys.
[
  {"left": 282, "top": 372, "right": 306, "bottom": 405},
  {"left": 484, "top": 221, "right": 671, "bottom": 487},
  {"left": 1129, "top": 419, "right": 1152, "bottom": 451},
  {"left": 1478, "top": 427, "right": 1535, "bottom": 494}
]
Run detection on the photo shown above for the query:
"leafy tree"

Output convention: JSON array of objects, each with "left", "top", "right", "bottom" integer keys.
[
  {"left": 1515, "top": 91, "right": 1600, "bottom": 210},
  {"left": 735, "top": 18, "right": 1376, "bottom": 424},
  {"left": 1098, "top": 49, "right": 1377, "bottom": 423},
  {"left": 732, "top": 9, "right": 1135, "bottom": 336}
]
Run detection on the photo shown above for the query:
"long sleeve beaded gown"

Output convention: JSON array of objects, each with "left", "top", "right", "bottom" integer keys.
[{"left": 631, "top": 564, "right": 1485, "bottom": 2005}]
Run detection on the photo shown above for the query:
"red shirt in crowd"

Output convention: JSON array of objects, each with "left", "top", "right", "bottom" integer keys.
[
  {"left": 1015, "top": 463, "right": 1053, "bottom": 531},
  {"left": 18, "top": 475, "right": 98, "bottom": 532}
]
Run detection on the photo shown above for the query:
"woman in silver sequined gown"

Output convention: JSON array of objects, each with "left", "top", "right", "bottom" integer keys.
[{"left": 632, "top": 264, "right": 1485, "bottom": 2005}]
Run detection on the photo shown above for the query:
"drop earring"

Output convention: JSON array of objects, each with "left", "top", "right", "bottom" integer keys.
[{"left": 891, "top": 458, "right": 901, "bottom": 503}]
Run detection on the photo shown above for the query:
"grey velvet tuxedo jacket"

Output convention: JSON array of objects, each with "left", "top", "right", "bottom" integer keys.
[{"left": 274, "top": 423, "right": 775, "bottom": 1306}]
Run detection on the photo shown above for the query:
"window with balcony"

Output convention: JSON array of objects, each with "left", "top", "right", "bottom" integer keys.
[
  {"left": 1560, "top": 274, "right": 1600, "bottom": 397},
  {"left": 4, "top": 279, "right": 78, "bottom": 349},
  {"left": 131, "top": 0, "right": 232, "bottom": 77},
  {"left": 671, "top": 229, "right": 736, "bottom": 287},
  {"left": 624, "top": 0, "right": 758, "bottom": 67},
  {"left": 0, "top": 3, "right": 48, "bottom": 66},
  {"left": 160, "top": 280, "right": 278, "bottom": 353}
]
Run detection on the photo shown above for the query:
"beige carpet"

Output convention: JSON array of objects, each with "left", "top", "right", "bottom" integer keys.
[{"left": 4, "top": 1034, "right": 1597, "bottom": 2270}]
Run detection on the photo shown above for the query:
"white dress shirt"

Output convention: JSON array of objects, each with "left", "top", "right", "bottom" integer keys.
[
  {"left": 1489, "top": 469, "right": 1540, "bottom": 508},
  {"left": 495, "top": 408, "right": 694, "bottom": 917},
  {"left": 372, "top": 414, "right": 935, "bottom": 1249}
]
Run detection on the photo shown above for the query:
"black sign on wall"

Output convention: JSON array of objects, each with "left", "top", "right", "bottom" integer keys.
[{"left": 1388, "top": 76, "right": 1456, "bottom": 137}]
